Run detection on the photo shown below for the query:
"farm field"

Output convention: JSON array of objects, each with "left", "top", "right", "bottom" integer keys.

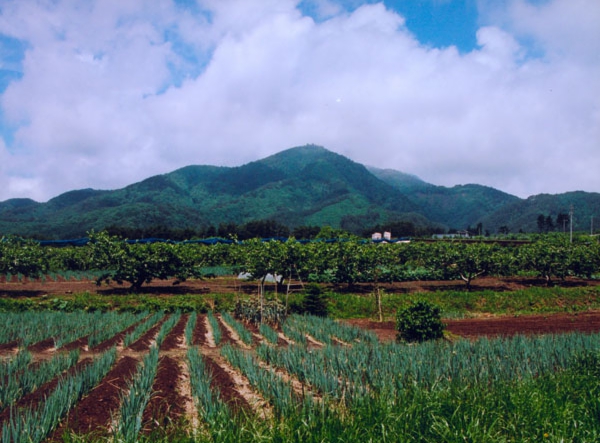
[
  {"left": 2, "top": 272, "right": 600, "bottom": 441},
  {"left": 2, "top": 288, "right": 600, "bottom": 441}
]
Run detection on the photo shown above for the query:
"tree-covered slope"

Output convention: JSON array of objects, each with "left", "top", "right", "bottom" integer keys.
[
  {"left": 0, "top": 145, "right": 418, "bottom": 238},
  {"left": 480, "top": 191, "right": 600, "bottom": 234},
  {"left": 0, "top": 145, "right": 597, "bottom": 238},
  {"left": 369, "top": 167, "right": 521, "bottom": 230}
]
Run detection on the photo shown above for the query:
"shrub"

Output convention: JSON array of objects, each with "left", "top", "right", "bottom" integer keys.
[
  {"left": 396, "top": 300, "right": 445, "bottom": 343},
  {"left": 300, "top": 283, "right": 329, "bottom": 317}
]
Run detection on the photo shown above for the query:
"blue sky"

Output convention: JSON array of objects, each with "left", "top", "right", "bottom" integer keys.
[{"left": 0, "top": 0, "right": 598, "bottom": 202}]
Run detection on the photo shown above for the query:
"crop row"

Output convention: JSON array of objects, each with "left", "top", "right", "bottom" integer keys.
[
  {"left": 2, "top": 347, "right": 117, "bottom": 443},
  {"left": 2, "top": 312, "right": 600, "bottom": 441},
  {"left": 0, "top": 311, "right": 147, "bottom": 349}
]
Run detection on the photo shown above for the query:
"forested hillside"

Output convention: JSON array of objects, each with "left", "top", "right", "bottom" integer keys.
[{"left": 0, "top": 145, "right": 597, "bottom": 239}]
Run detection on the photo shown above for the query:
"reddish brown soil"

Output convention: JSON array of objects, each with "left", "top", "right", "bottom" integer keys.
[
  {"left": 27, "top": 337, "right": 55, "bottom": 353},
  {"left": 91, "top": 319, "right": 145, "bottom": 353},
  {"left": 160, "top": 314, "right": 188, "bottom": 351},
  {"left": 243, "top": 321, "right": 262, "bottom": 346},
  {"left": 216, "top": 314, "right": 237, "bottom": 345},
  {"left": 61, "top": 336, "right": 90, "bottom": 352},
  {"left": 0, "top": 341, "right": 18, "bottom": 352},
  {"left": 348, "top": 310, "right": 600, "bottom": 342},
  {"left": 47, "top": 355, "right": 139, "bottom": 441},
  {"left": 192, "top": 314, "right": 207, "bottom": 346},
  {"left": 202, "top": 353, "right": 251, "bottom": 413},
  {"left": 4, "top": 276, "right": 600, "bottom": 441},
  {"left": 140, "top": 356, "right": 187, "bottom": 437},
  {"left": 3, "top": 274, "right": 598, "bottom": 299},
  {"left": 127, "top": 317, "right": 168, "bottom": 352},
  {"left": 446, "top": 311, "right": 600, "bottom": 337},
  {"left": 0, "top": 358, "right": 92, "bottom": 427}
]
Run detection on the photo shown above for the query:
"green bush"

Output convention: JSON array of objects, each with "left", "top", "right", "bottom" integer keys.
[
  {"left": 300, "top": 283, "right": 329, "bottom": 317},
  {"left": 396, "top": 300, "right": 445, "bottom": 343}
]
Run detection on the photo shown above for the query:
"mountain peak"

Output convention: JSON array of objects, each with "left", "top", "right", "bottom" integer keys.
[{"left": 0, "top": 145, "right": 597, "bottom": 238}]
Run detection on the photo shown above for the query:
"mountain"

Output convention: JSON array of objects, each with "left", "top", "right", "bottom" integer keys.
[
  {"left": 0, "top": 145, "right": 597, "bottom": 238},
  {"left": 367, "top": 167, "right": 521, "bottom": 231},
  {"left": 479, "top": 191, "right": 600, "bottom": 234},
  {"left": 0, "top": 145, "right": 424, "bottom": 238}
]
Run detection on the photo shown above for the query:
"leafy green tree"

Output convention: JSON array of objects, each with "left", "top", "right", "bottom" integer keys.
[
  {"left": 498, "top": 226, "right": 510, "bottom": 235},
  {"left": 568, "top": 242, "right": 600, "bottom": 279},
  {"left": 235, "top": 239, "right": 287, "bottom": 321},
  {"left": 537, "top": 214, "right": 546, "bottom": 233},
  {"left": 518, "top": 237, "right": 571, "bottom": 285},
  {"left": 46, "top": 245, "right": 91, "bottom": 273},
  {"left": 0, "top": 236, "right": 48, "bottom": 279},
  {"left": 545, "top": 215, "right": 554, "bottom": 232},
  {"left": 358, "top": 242, "right": 398, "bottom": 321},
  {"left": 87, "top": 231, "right": 203, "bottom": 292},
  {"left": 420, "top": 241, "right": 502, "bottom": 290},
  {"left": 556, "top": 213, "right": 570, "bottom": 232},
  {"left": 238, "top": 219, "right": 290, "bottom": 239},
  {"left": 323, "top": 240, "right": 364, "bottom": 287},
  {"left": 291, "top": 225, "right": 320, "bottom": 240},
  {"left": 314, "top": 226, "right": 353, "bottom": 240}
]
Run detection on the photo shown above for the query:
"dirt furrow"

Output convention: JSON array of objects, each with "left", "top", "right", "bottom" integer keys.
[
  {"left": 200, "top": 347, "right": 268, "bottom": 418},
  {"left": 0, "top": 358, "right": 93, "bottom": 428},
  {"left": 140, "top": 355, "right": 187, "bottom": 438},
  {"left": 46, "top": 355, "right": 139, "bottom": 441}
]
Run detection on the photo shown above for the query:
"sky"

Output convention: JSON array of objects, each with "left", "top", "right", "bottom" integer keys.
[{"left": 0, "top": 0, "right": 598, "bottom": 202}]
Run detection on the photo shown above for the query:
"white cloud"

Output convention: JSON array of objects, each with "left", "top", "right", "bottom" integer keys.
[{"left": 0, "top": 0, "right": 598, "bottom": 202}]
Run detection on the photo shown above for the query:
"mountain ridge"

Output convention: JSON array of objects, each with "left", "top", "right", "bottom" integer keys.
[{"left": 0, "top": 145, "right": 598, "bottom": 238}]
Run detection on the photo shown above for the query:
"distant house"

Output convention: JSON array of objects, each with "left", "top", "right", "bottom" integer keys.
[{"left": 372, "top": 231, "right": 392, "bottom": 241}]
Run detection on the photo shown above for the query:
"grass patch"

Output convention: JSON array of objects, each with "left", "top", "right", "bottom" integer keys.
[
  {"left": 325, "top": 286, "right": 600, "bottom": 320},
  {"left": 1, "top": 285, "right": 599, "bottom": 319}
]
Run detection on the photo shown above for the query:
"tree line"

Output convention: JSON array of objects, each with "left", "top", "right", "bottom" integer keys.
[
  {"left": 101, "top": 218, "right": 435, "bottom": 241},
  {"left": 1, "top": 232, "right": 599, "bottom": 294},
  {"left": 537, "top": 213, "right": 571, "bottom": 233}
]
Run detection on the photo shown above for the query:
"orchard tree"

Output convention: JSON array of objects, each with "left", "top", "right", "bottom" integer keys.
[
  {"left": 420, "top": 241, "right": 501, "bottom": 290},
  {"left": 87, "top": 231, "right": 203, "bottom": 292},
  {"left": 46, "top": 245, "right": 91, "bottom": 273},
  {"left": 518, "top": 237, "right": 570, "bottom": 285},
  {"left": 324, "top": 240, "right": 364, "bottom": 288},
  {"left": 358, "top": 242, "right": 399, "bottom": 321},
  {"left": 568, "top": 241, "right": 600, "bottom": 279},
  {"left": 0, "top": 236, "right": 48, "bottom": 280}
]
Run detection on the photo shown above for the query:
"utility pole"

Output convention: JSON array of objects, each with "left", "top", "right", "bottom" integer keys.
[
  {"left": 592, "top": 215, "right": 594, "bottom": 236},
  {"left": 569, "top": 205, "right": 574, "bottom": 243}
]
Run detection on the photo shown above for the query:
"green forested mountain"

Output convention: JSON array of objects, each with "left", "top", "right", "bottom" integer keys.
[
  {"left": 0, "top": 145, "right": 597, "bottom": 238},
  {"left": 368, "top": 167, "right": 521, "bottom": 231},
  {"left": 479, "top": 191, "right": 600, "bottom": 234},
  {"left": 0, "top": 145, "right": 424, "bottom": 238}
]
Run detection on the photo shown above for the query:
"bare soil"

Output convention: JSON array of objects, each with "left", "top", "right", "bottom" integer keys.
[
  {"left": 2, "top": 274, "right": 598, "bottom": 299},
  {"left": 347, "top": 311, "right": 600, "bottom": 342},
  {"left": 4, "top": 276, "right": 600, "bottom": 440}
]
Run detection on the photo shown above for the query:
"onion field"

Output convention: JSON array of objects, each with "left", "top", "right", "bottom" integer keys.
[{"left": 1, "top": 311, "right": 600, "bottom": 442}]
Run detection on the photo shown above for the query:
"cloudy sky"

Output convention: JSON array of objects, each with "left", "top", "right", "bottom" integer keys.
[{"left": 0, "top": 0, "right": 598, "bottom": 202}]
